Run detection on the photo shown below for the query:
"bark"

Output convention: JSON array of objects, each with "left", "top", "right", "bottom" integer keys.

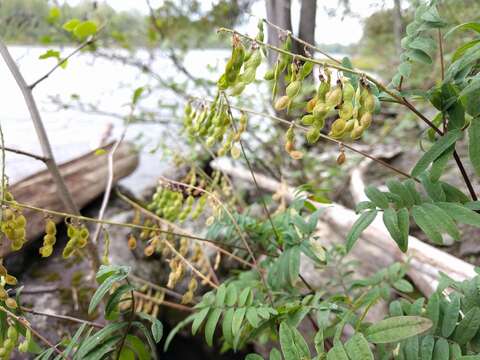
[
  {"left": 298, "top": 0, "right": 317, "bottom": 56},
  {"left": 393, "top": 0, "right": 403, "bottom": 56},
  {"left": 265, "top": 0, "right": 293, "bottom": 64}
]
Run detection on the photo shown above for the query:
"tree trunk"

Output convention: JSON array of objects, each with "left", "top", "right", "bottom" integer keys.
[
  {"left": 265, "top": 0, "right": 293, "bottom": 64},
  {"left": 298, "top": 0, "right": 317, "bottom": 56},
  {"left": 393, "top": 0, "right": 403, "bottom": 56}
]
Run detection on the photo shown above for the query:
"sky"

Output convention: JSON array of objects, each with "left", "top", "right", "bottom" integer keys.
[{"left": 65, "top": 0, "right": 398, "bottom": 45}]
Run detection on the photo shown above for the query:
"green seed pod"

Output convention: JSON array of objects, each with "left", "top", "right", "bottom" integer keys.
[
  {"left": 344, "top": 118, "right": 356, "bottom": 132},
  {"left": 360, "top": 112, "right": 373, "bottom": 128},
  {"left": 45, "top": 219, "right": 56, "bottom": 235},
  {"left": 44, "top": 234, "right": 56, "bottom": 246},
  {"left": 342, "top": 81, "right": 355, "bottom": 101},
  {"left": 67, "top": 224, "right": 76, "bottom": 238},
  {"left": 306, "top": 127, "right": 321, "bottom": 144},
  {"left": 313, "top": 116, "right": 326, "bottom": 130},
  {"left": 40, "top": 245, "right": 53, "bottom": 257},
  {"left": 5, "top": 274, "right": 16, "bottom": 286},
  {"left": 325, "top": 87, "right": 343, "bottom": 108},
  {"left": 3, "top": 209, "right": 14, "bottom": 221},
  {"left": 11, "top": 239, "right": 23, "bottom": 251},
  {"left": 300, "top": 61, "right": 314, "bottom": 79},
  {"left": 5, "top": 298, "right": 17, "bottom": 310},
  {"left": 316, "top": 81, "right": 330, "bottom": 102},
  {"left": 338, "top": 102, "right": 354, "bottom": 120},
  {"left": 240, "top": 67, "right": 256, "bottom": 84},
  {"left": 13, "top": 227, "right": 25, "bottom": 240},
  {"left": 217, "top": 73, "right": 229, "bottom": 90},
  {"left": 306, "top": 97, "right": 317, "bottom": 113},
  {"left": 330, "top": 118, "right": 347, "bottom": 136},
  {"left": 264, "top": 69, "right": 274, "bottom": 80},
  {"left": 3, "top": 339, "right": 14, "bottom": 351},
  {"left": 313, "top": 102, "right": 330, "bottom": 118},
  {"left": 77, "top": 238, "right": 87, "bottom": 248},
  {"left": 15, "top": 215, "right": 26, "bottom": 228},
  {"left": 246, "top": 50, "right": 262, "bottom": 69},
  {"left": 286, "top": 80, "right": 301, "bottom": 99},
  {"left": 274, "top": 96, "right": 290, "bottom": 111},
  {"left": 79, "top": 227, "right": 89, "bottom": 240},
  {"left": 351, "top": 119, "right": 364, "bottom": 139},
  {"left": 231, "top": 145, "right": 241, "bottom": 159},
  {"left": 364, "top": 93, "right": 376, "bottom": 113},
  {"left": 0, "top": 288, "right": 7, "bottom": 301},
  {"left": 7, "top": 326, "right": 18, "bottom": 342},
  {"left": 301, "top": 114, "right": 315, "bottom": 125},
  {"left": 62, "top": 245, "right": 75, "bottom": 259},
  {"left": 230, "top": 82, "right": 246, "bottom": 96},
  {"left": 243, "top": 50, "right": 252, "bottom": 63}
]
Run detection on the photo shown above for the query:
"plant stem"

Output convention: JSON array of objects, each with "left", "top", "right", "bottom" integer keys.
[{"left": 21, "top": 307, "right": 103, "bottom": 328}]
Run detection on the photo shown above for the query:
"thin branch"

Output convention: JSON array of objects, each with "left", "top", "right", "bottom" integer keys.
[
  {"left": 162, "top": 240, "right": 218, "bottom": 289},
  {"left": 30, "top": 36, "right": 96, "bottom": 90},
  {"left": 21, "top": 307, "right": 103, "bottom": 328},
  {"left": 261, "top": 17, "right": 342, "bottom": 64},
  {"left": 2, "top": 146, "right": 47, "bottom": 162},
  {"left": 0, "top": 39, "right": 101, "bottom": 271},
  {"left": 133, "top": 291, "right": 193, "bottom": 312},
  {"left": 91, "top": 106, "right": 133, "bottom": 246}
]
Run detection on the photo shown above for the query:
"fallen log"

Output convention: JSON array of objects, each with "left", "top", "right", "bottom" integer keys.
[
  {"left": 5, "top": 142, "right": 139, "bottom": 257},
  {"left": 212, "top": 159, "right": 476, "bottom": 296}
]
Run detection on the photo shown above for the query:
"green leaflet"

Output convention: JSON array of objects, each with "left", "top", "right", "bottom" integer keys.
[
  {"left": 246, "top": 308, "right": 261, "bottom": 328},
  {"left": 453, "top": 307, "right": 480, "bottom": 345},
  {"left": 403, "top": 335, "right": 419, "bottom": 360},
  {"left": 386, "top": 179, "right": 415, "bottom": 208},
  {"left": 441, "top": 182, "right": 470, "bottom": 203},
  {"left": 365, "top": 186, "right": 389, "bottom": 209},
  {"left": 420, "top": 335, "right": 435, "bottom": 360},
  {"left": 344, "top": 333, "right": 374, "bottom": 360},
  {"left": 430, "top": 146, "right": 453, "bottom": 182},
  {"left": 279, "top": 322, "right": 300, "bottom": 360},
  {"left": 192, "top": 307, "right": 210, "bottom": 336},
  {"left": 365, "top": 316, "right": 432, "bottom": 344},
  {"left": 269, "top": 348, "right": 282, "bottom": 360},
  {"left": 425, "top": 292, "right": 440, "bottom": 333},
  {"left": 411, "top": 129, "right": 463, "bottom": 177},
  {"left": 445, "top": 21, "right": 480, "bottom": 38},
  {"left": 326, "top": 343, "right": 349, "bottom": 360},
  {"left": 432, "top": 338, "right": 449, "bottom": 360},
  {"left": 232, "top": 307, "right": 246, "bottom": 335},
  {"left": 412, "top": 205, "right": 443, "bottom": 244},
  {"left": 245, "top": 354, "right": 264, "bottom": 360},
  {"left": 441, "top": 293, "right": 460, "bottom": 337},
  {"left": 346, "top": 209, "right": 378, "bottom": 252},
  {"left": 291, "top": 326, "right": 310, "bottom": 359},
  {"left": 421, "top": 203, "right": 460, "bottom": 241},
  {"left": 420, "top": 173, "right": 446, "bottom": 202},
  {"left": 436, "top": 202, "right": 480, "bottom": 227},
  {"left": 383, "top": 208, "right": 409, "bottom": 252},
  {"left": 404, "top": 179, "right": 423, "bottom": 205},
  {"left": 469, "top": 117, "right": 480, "bottom": 177},
  {"left": 204, "top": 308, "right": 222, "bottom": 346},
  {"left": 222, "top": 308, "right": 235, "bottom": 345}
]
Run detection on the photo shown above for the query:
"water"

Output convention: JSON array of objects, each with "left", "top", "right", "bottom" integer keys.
[{"left": 0, "top": 46, "right": 228, "bottom": 196}]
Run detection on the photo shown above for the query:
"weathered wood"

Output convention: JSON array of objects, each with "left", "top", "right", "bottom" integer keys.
[
  {"left": 5, "top": 142, "right": 138, "bottom": 256},
  {"left": 212, "top": 159, "right": 476, "bottom": 296}
]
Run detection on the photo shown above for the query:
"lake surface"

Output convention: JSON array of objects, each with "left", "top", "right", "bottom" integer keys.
[{"left": 0, "top": 46, "right": 228, "bottom": 196}]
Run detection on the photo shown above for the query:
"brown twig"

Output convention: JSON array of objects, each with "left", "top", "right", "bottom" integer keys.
[
  {"left": 21, "top": 306, "right": 103, "bottom": 328},
  {"left": 1, "top": 146, "right": 47, "bottom": 162}
]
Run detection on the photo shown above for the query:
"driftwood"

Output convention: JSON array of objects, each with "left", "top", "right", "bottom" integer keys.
[
  {"left": 212, "top": 159, "right": 476, "bottom": 296},
  {"left": 5, "top": 142, "right": 139, "bottom": 257}
]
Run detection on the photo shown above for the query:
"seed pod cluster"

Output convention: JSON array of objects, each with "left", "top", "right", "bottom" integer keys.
[
  {"left": 0, "top": 325, "right": 18, "bottom": 358},
  {"left": 62, "top": 224, "right": 89, "bottom": 259},
  {"left": 184, "top": 97, "right": 248, "bottom": 158},
  {"left": 39, "top": 219, "right": 56, "bottom": 258},
  {"left": 265, "top": 34, "right": 293, "bottom": 98},
  {"left": 181, "top": 278, "right": 198, "bottom": 304},
  {"left": 218, "top": 34, "right": 245, "bottom": 90},
  {"left": 274, "top": 59, "right": 313, "bottom": 113},
  {"left": 1, "top": 205, "right": 27, "bottom": 252},
  {"left": 166, "top": 257, "right": 185, "bottom": 289},
  {"left": 302, "top": 75, "right": 377, "bottom": 142},
  {"left": 284, "top": 124, "right": 303, "bottom": 160}
]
